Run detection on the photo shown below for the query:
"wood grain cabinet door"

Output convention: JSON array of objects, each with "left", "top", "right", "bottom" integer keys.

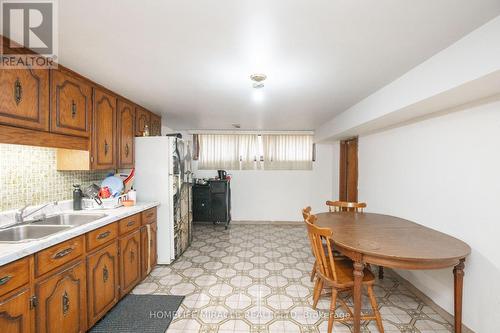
[
  {"left": 50, "top": 68, "right": 91, "bottom": 137},
  {"left": 92, "top": 88, "right": 117, "bottom": 170},
  {"left": 150, "top": 114, "right": 161, "bottom": 136},
  {"left": 140, "top": 226, "right": 148, "bottom": 279},
  {"left": 35, "top": 261, "right": 87, "bottom": 333},
  {"left": 135, "top": 107, "right": 150, "bottom": 137},
  {"left": 0, "top": 288, "right": 31, "bottom": 333},
  {"left": 150, "top": 221, "right": 158, "bottom": 268},
  {"left": 86, "top": 242, "right": 119, "bottom": 327},
  {"left": 0, "top": 66, "right": 49, "bottom": 131},
  {"left": 119, "top": 230, "right": 141, "bottom": 296},
  {"left": 117, "top": 100, "right": 135, "bottom": 168}
]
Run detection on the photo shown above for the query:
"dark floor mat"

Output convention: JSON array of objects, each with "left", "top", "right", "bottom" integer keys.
[{"left": 89, "top": 294, "right": 184, "bottom": 333}]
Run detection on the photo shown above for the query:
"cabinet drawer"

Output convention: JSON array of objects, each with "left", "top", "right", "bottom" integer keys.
[
  {"left": 119, "top": 214, "right": 140, "bottom": 235},
  {"left": 35, "top": 236, "right": 84, "bottom": 277},
  {"left": 141, "top": 208, "right": 157, "bottom": 225},
  {"left": 87, "top": 223, "right": 118, "bottom": 252},
  {"left": 0, "top": 257, "right": 30, "bottom": 296}
]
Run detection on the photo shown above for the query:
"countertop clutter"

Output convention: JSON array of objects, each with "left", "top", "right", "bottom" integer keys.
[{"left": 0, "top": 200, "right": 159, "bottom": 266}]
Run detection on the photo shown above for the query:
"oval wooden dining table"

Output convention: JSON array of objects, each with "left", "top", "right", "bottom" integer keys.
[{"left": 315, "top": 211, "right": 471, "bottom": 333}]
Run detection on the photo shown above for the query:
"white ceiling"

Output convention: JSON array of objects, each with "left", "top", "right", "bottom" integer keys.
[{"left": 58, "top": 0, "right": 500, "bottom": 130}]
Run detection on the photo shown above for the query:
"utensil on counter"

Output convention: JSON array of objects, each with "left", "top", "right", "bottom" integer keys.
[{"left": 83, "top": 184, "right": 102, "bottom": 205}]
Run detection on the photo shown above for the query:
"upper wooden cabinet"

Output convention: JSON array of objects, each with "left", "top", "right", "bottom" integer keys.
[
  {"left": 117, "top": 100, "right": 135, "bottom": 168},
  {"left": 150, "top": 113, "right": 162, "bottom": 136},
  {"left": 0, "top": 65, "right": 49, "bottom": 131},
  {"left": 50, "top": 68, "right": 92, "bottom": 137},
  {"left": 135, "top": 107, "right": 150, "bottom": 137},
  {"left": 92, "top": 88, "right": 117, "bottom": 170}
]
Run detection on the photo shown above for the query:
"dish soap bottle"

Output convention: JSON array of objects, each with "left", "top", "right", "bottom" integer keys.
[{"left": 73, "top": 184, "right": 83, "bottom": 210}]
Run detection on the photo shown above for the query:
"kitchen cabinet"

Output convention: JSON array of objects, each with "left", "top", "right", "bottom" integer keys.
[
  {"left": 35, "top": 261, "right": 87, "bottom": 333},
  {"left": 86, "top": 242, "right": 119, "bottom": 327},
  {"left": 150, "top": 113, "right": 162, "bottom": 136},
  {"left": 50, "top": 68, "right": 92, "bottom": 137},
  {"left": 0, "top": 288, "right": 32, "bottom": 333},
  {"left": 119, "top": 230, "right": 141, "bottom": 296},
  {"left": 135, "top": 107, "right": 150, "bottom": 137},
  {"left": 140, "top": 219, "right": 157, "bottom": 278},
  {"left": 117, "top": 100, "right": 135, "bottom": 168},
  {"left": 0, "top": 64, "right": 49, "bottom": 131},
  {"left": 92, "top": 88, "right": 117, "bottom": 170},
  {"left": 0, "top": 208, "right": 158, "bottom": 333}
]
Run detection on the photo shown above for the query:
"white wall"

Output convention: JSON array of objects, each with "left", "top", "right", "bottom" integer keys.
[
  {"left": 316, "top": 15, "right": 500, "bottom": 142},
  {"left": 357, "top": 98, "right": 500, "bottom": 333},
  {"left": 193, "top": 143, "right": 335, "bottom": 221}
]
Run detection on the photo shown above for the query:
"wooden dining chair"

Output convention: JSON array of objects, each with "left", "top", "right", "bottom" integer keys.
[
  {"left": 305, "top": 214, "right": 384, "bottom": 333},
  {"left": 326, "top": 200, "right": 367, "bottom": 212}
]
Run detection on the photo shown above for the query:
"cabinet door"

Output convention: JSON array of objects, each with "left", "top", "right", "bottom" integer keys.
[
  {"left": 0, "top": 288, "right": 31, "bottom": 333},
  {"left": 117, "top": 100, "right": 135, "bottom": 168},
  {"left": 35, "top": 261, "right": 86, "bottom": 333},
  {"left": 50, "top": 68, "right": 91, "bottom": 137},
  {"left": 92, "top": 88, "right": 117, "bottom": 170},
  {"left": 150, "top": 113, "right": 161, "bottom": 136},
  {"left": 119, "top": 230, "right": 141, "bottom": 297},
  {"left": 86, "top": 242, "right": 119, "bottom": 327},
  {"left": 140, "top": 227, "right": 148, "bottom": 279},
  {"left": 135, "top": 107, "right": 150, "bottom": 137},
  {"left": 149, "top": 221, "right": 158, "bottom": 268},
  {"left": 0, "top": 65, "right": 49, "bottom": 131}
]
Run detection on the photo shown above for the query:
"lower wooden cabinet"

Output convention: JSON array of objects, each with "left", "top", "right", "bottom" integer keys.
[
  {"left": 140, "top": 221, "right": 158, "bottom": 278},
  {"left": 0, "top": 288, "right": 31, "bottom": 333},
  {"left": 119, "top": 230, "right": 141, "bottom": 296},
  {"left": 0, "top": 208, "right": 157, "bottom": 333},
  {"left": 35, "top": 261, "right": 87, "bottom": 333},
  {"left": 86, "top": 242, "right": 119, "bottom": 327},
  {"left": 150, "top": 221, "right": 158, "bottom": 268}
]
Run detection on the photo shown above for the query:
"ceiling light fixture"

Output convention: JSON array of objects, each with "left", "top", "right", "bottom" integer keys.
[{"left": 250, "top": 73, "right": 267, "bottom": 89}]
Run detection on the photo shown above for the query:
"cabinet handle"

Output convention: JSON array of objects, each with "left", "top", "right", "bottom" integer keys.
[
  {"left": 0, "top": 275, "right": 12, "bottom": 286},
  {"left": 71, "top": 100, "right": 77, "bottom": 118},
  {"left": 14, "top": 78, "right": 22, "bottom": 105},
  {"left": 125, "top": 143, "right": 129, "bottom": 157},
  {"left": 103, "top": 265, "right": 109, "bottom": 282},
  {"left": 126, "top": 220, "right": 135, "bottom": 227},
  {"left": 130, "top": 250, "right": 135, "bottom": 263},
  {"left": 97, "top": 231, "right": 111, "bottom": 240},
  {"left": 104, "top": 140, "right": 109, "bottom": 155},
  {"left": 62, "top": 291, "right": 70, "bottom": 315},
  {"left": 52, "top": 247, "right": 74, "bottom": 259}
]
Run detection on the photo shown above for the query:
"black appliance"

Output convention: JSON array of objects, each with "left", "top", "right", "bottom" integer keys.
[
  {"left": 192, "top": 179, "right": 231, "bottom": 229},
  {"left": 217, "top": 170, "right": 227, "bottom": 179}
]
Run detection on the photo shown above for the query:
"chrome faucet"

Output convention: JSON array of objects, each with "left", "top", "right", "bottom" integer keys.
[{"left": 15, "top": 201, "right": 58, "bottom": 224}]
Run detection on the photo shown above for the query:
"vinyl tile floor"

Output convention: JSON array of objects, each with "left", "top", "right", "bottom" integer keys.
[{"left": 132, "top": 223, "right": 454, "bottom": 333}]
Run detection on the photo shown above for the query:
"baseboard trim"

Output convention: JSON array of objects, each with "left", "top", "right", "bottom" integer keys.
[{"left": 389, "top": 269, "right": 475, "bottom": 333}]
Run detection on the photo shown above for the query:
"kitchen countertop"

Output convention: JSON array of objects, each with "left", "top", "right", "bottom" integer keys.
[{"left": 0, "top": 201, "right": 160, "bottom": 266}]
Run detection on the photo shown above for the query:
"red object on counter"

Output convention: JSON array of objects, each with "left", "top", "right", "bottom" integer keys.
[{"left": 99, "top": 186, "right": 111, "bottom": 199}]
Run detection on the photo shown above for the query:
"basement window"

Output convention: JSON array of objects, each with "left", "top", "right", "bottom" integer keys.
[{"left": 197, "top": 134, "right": 313, "bottom": 170}]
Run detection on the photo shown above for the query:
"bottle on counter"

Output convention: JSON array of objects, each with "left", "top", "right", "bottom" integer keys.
[{"left": 73, "top": 184, "right": 83, "bottom": 210}]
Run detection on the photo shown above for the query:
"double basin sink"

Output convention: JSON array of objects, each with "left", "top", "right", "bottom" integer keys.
[{"left": 0, "top": 213, "right": 107, "bottom": 243}]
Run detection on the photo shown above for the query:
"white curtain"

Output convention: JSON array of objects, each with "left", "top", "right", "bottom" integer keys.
[
  {"left": 262, "top": 134, "right": 313, "bottom": 170},
  {"left": 198, "top": 134, "right": 259, "bottom": 170}
]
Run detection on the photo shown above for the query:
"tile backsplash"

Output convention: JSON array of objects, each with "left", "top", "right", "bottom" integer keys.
[{"left": 0, "top": 144, "right": 109, "bottom": 211}]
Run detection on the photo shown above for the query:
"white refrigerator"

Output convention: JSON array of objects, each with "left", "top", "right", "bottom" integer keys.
[{"left": 134, "top": 136, "right": 193, "bottom": 264}]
